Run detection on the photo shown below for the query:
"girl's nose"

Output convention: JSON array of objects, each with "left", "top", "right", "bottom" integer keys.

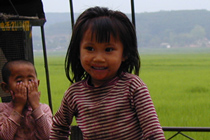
[{"left": 93, "top": 53, "right": 105, "bottom": 62}]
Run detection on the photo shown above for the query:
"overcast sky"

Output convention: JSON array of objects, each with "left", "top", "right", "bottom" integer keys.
[{"left": 42, "top": 0, "right": 210, "bottom": 13}]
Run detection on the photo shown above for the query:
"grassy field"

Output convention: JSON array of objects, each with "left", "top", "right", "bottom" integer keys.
[
  {"left": 138, "top": 48, "right": 210, "bottom": 139},
  {"left": 3, "top": 47, "right": 210, "bottom": 139}
]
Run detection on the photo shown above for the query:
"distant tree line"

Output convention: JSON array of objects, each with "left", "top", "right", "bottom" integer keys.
[
  {"left": 32, "top": 10, "right": 210, "bottom": 50},
  {"left": 135, "top": 10, "right": 210, "bottom": 48}
]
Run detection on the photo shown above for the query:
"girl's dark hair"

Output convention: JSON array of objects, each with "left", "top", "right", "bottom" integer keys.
[{"left": 65, "top": 6, "right": 140, "bottom": 83}]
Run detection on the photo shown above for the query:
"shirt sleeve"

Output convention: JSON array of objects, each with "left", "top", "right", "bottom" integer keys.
[
  {"left": 32, "top": 104, "right": 53, "bottom": 140},
  {"left": 134, "top": 85, "right": 165, "bottom": 140},
  {"left": 50, "top": 93, "right": 74, "bottom": 139},
  {"left": 0, "top": 106, "right": 23, "bottom": 139}
]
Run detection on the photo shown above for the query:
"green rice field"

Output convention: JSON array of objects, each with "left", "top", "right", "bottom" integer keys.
[{"left": 3, "top": 47, "right": 210, "bottom": 139}]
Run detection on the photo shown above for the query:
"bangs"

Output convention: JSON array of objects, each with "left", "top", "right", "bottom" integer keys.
[{"left": 82, "top": 17, "right": 119, "bottom": 43}]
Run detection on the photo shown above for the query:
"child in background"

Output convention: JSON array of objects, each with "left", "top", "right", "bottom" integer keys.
[
  {"left": 50, "top": 6, "right": 165, "bottom": 139},
  {"left": 0, "top": 59, "right": 52, "bottom": 140}
]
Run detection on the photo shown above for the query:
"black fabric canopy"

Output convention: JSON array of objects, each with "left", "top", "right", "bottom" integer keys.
[{"left": 0, "top": 0, "right": 45, "bottom": 19}]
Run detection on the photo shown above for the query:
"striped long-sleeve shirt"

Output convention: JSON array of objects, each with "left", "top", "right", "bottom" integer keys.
[{"left": 50, "top": 72, "right": 165, "bottom": 140}]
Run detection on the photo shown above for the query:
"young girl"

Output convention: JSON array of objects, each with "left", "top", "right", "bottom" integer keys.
[{"left": 50, "top": 6, "right": 165, "bottom": 140}]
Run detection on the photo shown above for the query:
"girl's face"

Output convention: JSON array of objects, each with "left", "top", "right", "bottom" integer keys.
[{"left": 80, "top": 29, "right": 126, "bottom": 87}]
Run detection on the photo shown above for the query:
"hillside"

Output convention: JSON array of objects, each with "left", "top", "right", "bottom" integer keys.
[
  {"left": 135, "top": 10, "right": 210, "bottom": 48},
  {"left": 32, "top": 10, "right": 210, "bottom": 51}
]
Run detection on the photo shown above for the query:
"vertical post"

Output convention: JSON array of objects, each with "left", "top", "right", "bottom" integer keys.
[
  {"left": 131, "top": 0, "right": 136, "bottom": 28},
  {"left": 70, "top": 126, "right": 83, "bottom": 140},
  {"left": 69, "top": 0, "right": 75, "bottom": 30},
  {"left": 40, "top": 25, "right": 53, "bottom": 113}
]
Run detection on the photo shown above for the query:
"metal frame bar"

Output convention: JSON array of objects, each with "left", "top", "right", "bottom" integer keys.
[
  {"left": 40, "top": 25, "right": 53, "bottom": 113},
  {"left": 163, "top": 127, "right": 210, "bottom": 139},
  {"left": 131, "top": 0, "right": 136, "bottom": 27},
  {"left": 162, "top": 127, "right": 210, "bottom": 132},
  {"left": 69, "top": 0, "right": 74, "bottom": 29}
]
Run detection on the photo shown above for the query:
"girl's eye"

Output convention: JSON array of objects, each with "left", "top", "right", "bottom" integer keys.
[
  {"left": 105, "top": 48, "right": 114, "bottom": 52},
  {"left": 17, "top": 80, "right": 22, "bottom": 83},
  {"left": 29, "top": 79, "right": 33, "bottom": 82},
  {"left": 85, "top": 47, "right": 94, "bottom": 51}
]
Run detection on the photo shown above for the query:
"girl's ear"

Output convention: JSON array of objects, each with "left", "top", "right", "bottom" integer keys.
[
  {"left": 1, "top": 82, "right": 10, "bottom": 93},
  {"left": 37, "top": 80, "right": 40, "bottom": 86}
]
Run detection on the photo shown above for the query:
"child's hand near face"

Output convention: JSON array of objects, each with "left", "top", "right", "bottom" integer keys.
[
  {"left": 27, "top": 80, "right": 40, "bottom": 110},
  {"left": 11, "top": 82, "right": 27, "bottom": 114}
]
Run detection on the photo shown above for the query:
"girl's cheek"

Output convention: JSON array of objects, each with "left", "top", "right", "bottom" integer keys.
[
  {"left": 84, "top": 59, "right": 90, "bottom": 63},
  {"left": 81, "top": 56, "right": 90, "bottom": 63}
]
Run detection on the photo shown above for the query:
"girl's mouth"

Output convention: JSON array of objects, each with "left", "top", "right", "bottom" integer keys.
[{"left": 91, "top": 66, "right": 107, "bottom": 70}]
